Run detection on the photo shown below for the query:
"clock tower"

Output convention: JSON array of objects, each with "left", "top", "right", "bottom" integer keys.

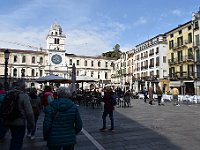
[{"left": 46, "top": 22, "right": 66, "bottom": 67}]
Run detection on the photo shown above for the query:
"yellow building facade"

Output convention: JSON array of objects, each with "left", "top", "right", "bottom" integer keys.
[{"left": 166, "top": 21, "right": 195, "bottom": 95}]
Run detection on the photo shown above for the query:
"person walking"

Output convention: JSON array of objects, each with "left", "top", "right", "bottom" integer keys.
[
  {"left": 27, "top": 88, "right": 41, "bottom": 140},
  {"left": 124, "top": 90, "right": 131, "bottom": 107},
  {"left": 148, "top": 85, "right": 154, "bottom": 105},
  {"left": 143, "top": 87, "right": 148, "bottom": 103},
  {"left": 43, "top": 86, "right": 82, "bottom": 150},
  {"left": 5, "top": 80, "right": 35, "bottom": 150},
  {"left": 100, "top": 87, "right": 115, "bottom": 132},
  {"left": 156, "top": 85, "right": 163, "bottom": 105},
  {"left": 171, "top": 87, "right": 180, "bottom": 106}
]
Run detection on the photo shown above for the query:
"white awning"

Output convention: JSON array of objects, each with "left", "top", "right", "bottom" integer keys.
[{"left": 169, "top": 81, "right": 181, "bottom": 87}]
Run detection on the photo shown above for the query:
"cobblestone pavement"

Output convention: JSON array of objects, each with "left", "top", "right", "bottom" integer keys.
[{"left": 1, "top": 99, "right": 200, "bottom": 150}]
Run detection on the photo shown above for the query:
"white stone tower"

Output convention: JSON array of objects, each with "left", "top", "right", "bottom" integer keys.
[{"left": 46, "top": 22, "right": 66, "bottom": 51}]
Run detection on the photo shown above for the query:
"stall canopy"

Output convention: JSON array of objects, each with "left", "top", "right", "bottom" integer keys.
[{"left": 36, "top": 75, "right": 70, "bottom": 83}]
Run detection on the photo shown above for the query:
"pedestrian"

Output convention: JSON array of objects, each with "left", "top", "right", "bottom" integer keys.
[
  {"left": 27, "top": 88, "right": 41, "bottom": 140},
  {"left": 43, "top": 86, "right": 82, "bottom": 150},
  {"left": 0, "top": 83, "right": 7, "bottom": 142},
  {"left": 143, "top": 87, "right": 148, "bottom": 103},
  {"left": 171, "top": 87, "right": 180, "bottom": 106},
  {"left": 124, "top": 90, "right": 131, "bottom": 107},
  {"left": 100, "top": 86, "right": 115, "bottom": 132},
  {"left": 41, "top": 86, "right": 54, "bottom": 109},
  {"left": 4, "top": 80, "right": 35, "bottom": 150},
  {"left": 148, "top": 85, "right": 154, "bottom": 105},
  {"left": 156, "top": 85, "right": 163, "bottom": 105}
]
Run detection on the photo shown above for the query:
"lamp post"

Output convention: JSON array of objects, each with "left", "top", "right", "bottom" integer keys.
[{"left": 4, "top": 49, "right": 10, "bottom": 90}]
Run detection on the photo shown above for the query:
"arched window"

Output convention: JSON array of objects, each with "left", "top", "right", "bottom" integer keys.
[
  {"left": 40, "top": 57, "right": 43, "bottom": 64},
  {"left": 31, "top": 69, "right": 35, "bottom": 77},
  {"left": 32, "top": 56, "right": 35, "bottom": 64},
  {"left": 84, "top": 60, "right": 87, "bottom": 66},
  {"left": 13, "top": 68, "right": 17, "bottom": 77},
  {"left": 21, "top": 69, "right": 25, "bottom": 77},
  {"left": 98, "top": 61, "right": 101, "bottom": 67}
]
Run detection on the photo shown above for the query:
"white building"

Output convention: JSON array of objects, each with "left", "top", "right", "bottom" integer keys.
[
  {"left": 130, "top": 34, "right": 168, "bottom": 92},
  {"left": 0, "top": 23, "right": 115, "bottom": 90}
]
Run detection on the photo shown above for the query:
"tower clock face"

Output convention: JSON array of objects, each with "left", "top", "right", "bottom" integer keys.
[{"left": 51, "top": 54, "right": 62, "bottom": 64}]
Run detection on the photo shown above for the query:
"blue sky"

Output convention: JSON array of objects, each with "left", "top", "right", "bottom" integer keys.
[{"left": 0, "top": 0, "right": 199, "bottom": 56}]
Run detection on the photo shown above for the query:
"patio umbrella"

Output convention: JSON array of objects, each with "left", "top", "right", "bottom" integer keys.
[
  {"left": 76, "top": 75, "right": 99, "bottom": 83},
  {"left": 36, "top": 75, "right": 71, "bottom": 83}
]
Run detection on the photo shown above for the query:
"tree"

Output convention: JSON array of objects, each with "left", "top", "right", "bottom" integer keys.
[{"left": 102, "top": 44, "right": 122, "bottom": 59}]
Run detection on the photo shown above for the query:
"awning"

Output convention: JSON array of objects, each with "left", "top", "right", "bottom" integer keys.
[{"left": 169, "top": 81, "right": 181, "bottom": 87}]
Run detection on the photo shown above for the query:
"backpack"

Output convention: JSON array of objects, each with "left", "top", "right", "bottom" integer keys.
[{"left": 0, "top": 90, "right": 22, "bottom": 121}]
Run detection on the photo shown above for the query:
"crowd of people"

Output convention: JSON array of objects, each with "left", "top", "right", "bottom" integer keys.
[
  {"left": 0, "top": 79, "right": 182, "bottom": 150},
  {"left": 0, "top": 80, "right": 82, "bottom": 150}
]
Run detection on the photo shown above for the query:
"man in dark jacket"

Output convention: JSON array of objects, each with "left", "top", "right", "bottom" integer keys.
[
  {"left": 100, "top": 86, "right": 115, "bottom": 132},
  {"left": 7, "top": 80, "right": 35, "bottom": 150},
  {"left": 43, "top": 86, "right": 82, "bottom": 150}
]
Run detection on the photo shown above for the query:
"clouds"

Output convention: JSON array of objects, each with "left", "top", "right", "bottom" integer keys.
[
  {"left": 171, "top": 9, "right": 183, "bottom": 16},
  {"left": 0, "top": 0, "right": 198, "bottom": 56}
]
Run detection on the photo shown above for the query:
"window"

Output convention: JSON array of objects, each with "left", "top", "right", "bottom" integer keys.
[
  {"left": 105, "top": 62, "right": 108, "bottom": 67},
  {"left": 40, "top": 57, "right": 43, "bottom": 64},
  {"left": 156, "top": 57, "right": 159, "bottom": 66},
  {"left": 91, "top": 61, "right": 94, "bottom": 67},
  {"left": 21, "top": 69, "right": 25, "bottom": 77},
  {"left": 171, "top": 53, "right": 174, "bottom": 62},
  {"left": 32, "top": 56, "right": 35, "bottom": 64},
  {"left": 31, "top": 69, "right": 35, "bottom": 77},
  {"left": 169, "top": 40, "right": 174, "bottom": 49},
  {"left": 188, "top": 48, "right": 193, "bottom": 59},
  {"left": 22, "top": 56, "right": 26, "bottom": 63},
  {"left": 180, "top": 65, "right": 183, "bottom": 77},
  {"left": 105, "top": 72, "right": 108, "bottom": 79},
  {"left": 195, "top": 34, "right": 200, "bottom": 46},
  {"left": 77, "top": 60, "right": 79, "bottom": 66},
  {"left": 177, "top": 36, "right": 183, "bottom": 47},
  {"left": 177, "top": 51, "right": 183, "bottom": 62},
  {"left": 84, "top": 60, "right": 87, "bottom": 66},
  {"left": 196, "top": 49, "right": 200, "bottom": 61},
  {"left": 156, "top": 47, "right": 159, "bottom": 54},
  {"left": 13, "top": 68, "right": 17, "bottom": 77},
  {"left": 14, "top": 56, "right": 17, "bottom": 62},
  {"left": 39, "top": 70, "right": 43, "bottom": 77},
  {"left": 91, "top": 71, "right": 94, "bottom": 77},
  {"left": 98, "top": 72, "right": 100, "bottom": 79},
  {"left": 98, "top": 61, "right": 101, "bottom": 67},
  {"left": 188, "top": 33, "right": 192, "bottom": 43},
  {"left": 194, "top": 21, "right": 199, "bottom": 29},
  {"left": 69, "top": 59, "right": 72, "bottom": 65},
  {"left": 76, "top": 70, "right": 79, "bottom": 76},
  {"left": 188, "top": 25, "right": 191, "bottom": 30},
  {"left": 54, "top": 38, "right": 59, "bottom": 44},
  {"left": 170, "top": 34, "right": 173, "bottom": 38},
  {"left": 163, "top": 56, "right": 166, "bottom": 63},
  {"left": 178, "top": 30, "right": 182, "bottom": 34}
]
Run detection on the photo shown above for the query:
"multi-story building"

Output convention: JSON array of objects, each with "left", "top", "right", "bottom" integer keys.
[
  {"left": 111, "top": 53, "right": 127, "bottom": 90},
  {"left": 166, "top": 21, "right": 195, "bottom": 95},
  {"left": 192, "top": 10, "right": 200, "bottom": 95},
  {"left": 0, "top": 23, "right": 114, "bottom": 90},
  {"left": 132, "top": 34, "right": 168, "bottom": 92}
]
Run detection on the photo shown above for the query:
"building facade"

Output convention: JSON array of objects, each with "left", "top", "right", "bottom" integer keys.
[
  {"left": 129, "top": 34, "right": 168, "bottom": 93},
  {"left": 0, "top": 23, "right": 114, "bottom": 90}
]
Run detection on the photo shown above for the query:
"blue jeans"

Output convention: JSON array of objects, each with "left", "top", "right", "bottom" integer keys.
[
  {"left": 9, "top": 125, "right": 25, "bottom": 150},
  {"left": 102, "top": 111, "right": 114, "bottom": 129}
]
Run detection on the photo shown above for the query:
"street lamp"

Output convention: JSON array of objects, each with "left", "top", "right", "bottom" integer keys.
[{"left": 4, "top": 49, "right": 10, "bottom": 90}]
